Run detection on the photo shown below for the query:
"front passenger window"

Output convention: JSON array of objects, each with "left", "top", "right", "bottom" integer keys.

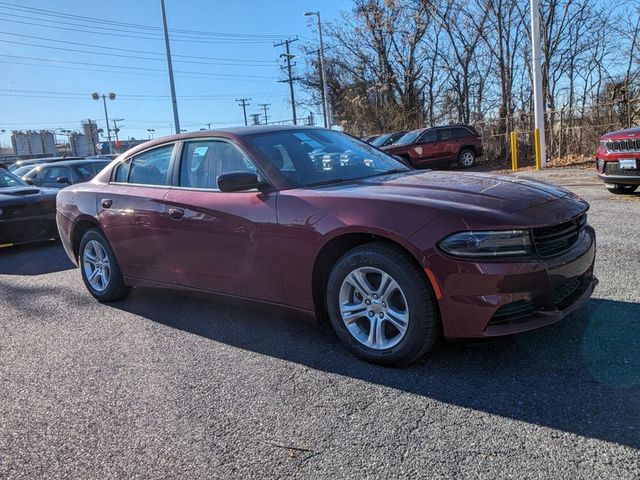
[{"left": 180, "top": 140, "right": 256, "bottom": 189}]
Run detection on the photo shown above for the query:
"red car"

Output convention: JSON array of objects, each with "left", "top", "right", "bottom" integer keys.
[
  {"left": 596, "top": 128, "right": 640, "bottom": 194},
  {"left": 57, "top": 126, "right": 596, "bottom": 365},
  {"left": 382, "top": 125, "right": 483, "bottom": 169}
]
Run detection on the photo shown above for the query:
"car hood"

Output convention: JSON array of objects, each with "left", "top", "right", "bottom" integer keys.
[
  {"left": 600, "top": 127, "right": 640, "bottom": 140},
  {"left": 0, "top": 186, "right": 58, "bottom": 204}
]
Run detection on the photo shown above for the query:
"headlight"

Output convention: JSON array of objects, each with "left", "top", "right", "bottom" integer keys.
[{"left": 439, "top": 230, "right": 534, "bottom": 258}]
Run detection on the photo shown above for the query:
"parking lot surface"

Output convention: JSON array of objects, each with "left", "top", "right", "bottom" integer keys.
[{"left": 1, "top": 168, "right": 639, "bottom": 479}]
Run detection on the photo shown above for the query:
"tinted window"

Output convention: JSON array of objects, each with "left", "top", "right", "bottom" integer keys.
[
  {"left": 394, "top": 130, "right": 422, "bottom": 145},
  {"left": 245, "top": 129, "right": 409, "bottom": 187},
  {"left": 75, "top": 161, "right": 109, "bottom": 181},
  {"left": 439, "top": 129, "right": 453, "bottom": 140},
  {"left": 41, "top": 166, "right": 72, "bottom": 183},
  {"left": 180, "top": 140, "right": 256, "bottom": 189},
  {"left": 127, "top": 145, "right": 174, "bottom": 186},
  {"left": 418, "top": 130, "right": 438, "bottom": 143},
  {"left": 452, "top": 127, "right": 472, "bottom": 138}
]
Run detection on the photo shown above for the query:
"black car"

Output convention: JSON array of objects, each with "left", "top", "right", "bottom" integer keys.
[
  {"left": 369, "top": 131, "right": 407, "bottom": 148},
  {"left": 7, "top": 156, "right": 84, "bottom": 173},
  {"left": 0, "top": 169, "right": 58, "bottom": 247},
  {"left": 21, "top": 159, "right": 109, "bottom": 188}
]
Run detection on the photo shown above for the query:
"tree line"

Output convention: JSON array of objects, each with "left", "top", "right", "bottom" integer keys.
[{"left": 303, "top": 0, "right": 639, "bottom": 164}]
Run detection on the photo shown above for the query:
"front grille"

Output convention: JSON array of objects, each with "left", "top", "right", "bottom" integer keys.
[
  {"left": 531, "top": 214, "right": 587, "bottom": 259},
  {"left": 552, "top": 275, "right": 588, "bottom": 309},
  {"left": 489, "top": 299, "right": 537, "bottom": 325},
  {"left": 604, "top": 161, "right": 640, "bottom": 176},
  {"left": 605, "top": 139, "right": 640, "bottom": 152}
]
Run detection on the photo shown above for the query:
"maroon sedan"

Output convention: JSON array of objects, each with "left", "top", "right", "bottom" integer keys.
[{"left": 57, "top": 126, "right": 597, "bottom": 365}]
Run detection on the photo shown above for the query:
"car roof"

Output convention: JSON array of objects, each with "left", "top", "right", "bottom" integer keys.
[{"left": 33, "top": 159, "right": 110, "bottom": 168}]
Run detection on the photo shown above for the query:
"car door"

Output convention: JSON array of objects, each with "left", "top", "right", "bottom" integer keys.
[
  {"left": 97, "top": 144, "right": 177, "bottom": 284},
  {"left": 164, "top": 138, "right": 283, "bottom": 303},
  {"left": 437, "top": 128, "right": 458, "bottom": 162},
  {"left": 409, "top": 130, "right": 439, "bottom": 166}
]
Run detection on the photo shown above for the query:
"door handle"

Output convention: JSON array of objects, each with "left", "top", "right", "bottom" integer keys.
[
  {"left": 101, "top": 199, "right": 113, "bottom": 209},
  {"left": 168, "top": 207, "right": 184, "bottom": 220}
]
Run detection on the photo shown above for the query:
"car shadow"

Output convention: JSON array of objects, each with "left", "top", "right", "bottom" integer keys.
[
  {"left": 0, "top": 241, "right": 75, "bottom": 275},
  {"left": 111, "top": 289, "right": 640, "bottom": 449}
]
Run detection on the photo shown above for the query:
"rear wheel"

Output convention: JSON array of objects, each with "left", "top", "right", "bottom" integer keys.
[
  {"left": 605, "top": 184, "right": 638, "bottom": 195},
  {"left": 79, "top": 229, "right": 131, "bottom": 302},
  {"left": 326, "top": 242, "right": 439, "bottom": 366},
  {"left": 457, "top": 148, "right": 476, "bottom": 168}
]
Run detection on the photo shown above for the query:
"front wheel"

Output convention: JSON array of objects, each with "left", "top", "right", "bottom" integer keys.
[
  {"left": 605, "top": 184, "right": 638, "bottom": 195},
  {"left": 326, "top": 242, "right": 439, "bottom": 366},
  {"left": 79, "top": 228, "right": 131, "bottom": 302},
  {"left": 457, "top": 149, "right": 476, "bottom": 168}
]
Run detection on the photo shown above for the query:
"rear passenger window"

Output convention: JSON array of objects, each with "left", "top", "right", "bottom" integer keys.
[
  {"left": 439, "top": 129, "right": 453, "bottom": 140},
  {"left": 118, "top": 145, "right": 174, "bottom": 186},
  {"left": 452, "top": 128, "right": 471, "bottom": 138}
]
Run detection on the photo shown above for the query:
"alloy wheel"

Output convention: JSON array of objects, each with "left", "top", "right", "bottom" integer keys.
[
  {"left": 83, "top": 240, "right": 111, "bottom": 292},
  {"left": 460, "top": 151, "right": 475, "bottom": 167},
  {"left": 338, "top": 266, "right": 409, "bottom": 350}
]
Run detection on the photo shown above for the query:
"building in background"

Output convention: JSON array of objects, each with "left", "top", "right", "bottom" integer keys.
[
  {"left": 69, "top": 133, "right": 94, "bottom": 157},
  {"left": 82, "top": 120, "right": 99, "bottom": 155},
  {"left": 11, "top": 130, "right": 56, "bottom": 157}
]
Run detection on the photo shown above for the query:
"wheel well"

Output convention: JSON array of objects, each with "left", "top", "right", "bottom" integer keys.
[
  {"left": 72, "top": 219, "right": 100, "bottom": 260},
  {"left": 459, "top": 145, "right": 477, "bottom": 156},
  {"left": 311, "top": 233, "right": 425, "bottom": 321}
]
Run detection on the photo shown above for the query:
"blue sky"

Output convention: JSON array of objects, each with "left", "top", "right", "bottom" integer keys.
[{"left": 0, "top": 0, "right": 346, "bottom": 146}]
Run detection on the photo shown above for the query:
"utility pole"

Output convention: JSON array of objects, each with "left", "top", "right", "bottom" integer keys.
[
  {"left": 236, "top": 98, "right": 252, "bottom": 126},
  {"left": 304, "top": 12, "right": 331, "bottom": 128},
  {"left": 112, "top": 119, "right": 124, "bottom": 143},
  {"left": 160, "top": 0, "right": 180, "bottom": 134},
  {"left": 258, "top": 103, "right": 270, "bottom": 125},
  {"left": 530, "top": 0, "right": 546, "bottom": 167},
  {"left": 275, "top": 38, "right": 299, "bottom": 125},
  {"left": 250, "top": 113, "right": 261, "bottom": 126}
]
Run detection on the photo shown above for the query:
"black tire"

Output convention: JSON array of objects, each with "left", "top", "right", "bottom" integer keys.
[
  {"left": 326, "top": 242, "right": 439, "bottom": 366},
  {"left": 457, "top": 148, "right": 476, "bottom": 168},
  {"left": 79, "top": 228, "right": 131, "bottom": 302},
  {"left": 605, "top": 184, "right": 638, "bottom": 195}
]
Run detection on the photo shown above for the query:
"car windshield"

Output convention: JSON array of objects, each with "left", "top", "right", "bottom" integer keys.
[
  {"left": 12, "top": 165, "right": 39, "bottom": 177},
  {"left": 369, "top": 134, "right": 392, "bottom": 147},
  {"left": 0, "top": 169, "right": 28, "bottom": 188},
  {"left": 245, "top": 129, "right": 410, "bottom": 187},
  {"left": 394, "top": 130, "right": 423, "bottom": 145}
]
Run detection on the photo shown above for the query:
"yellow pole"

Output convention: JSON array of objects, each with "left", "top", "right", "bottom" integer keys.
[
  {"left": 534, "top": 127, "right": 541, "bottom": 170},
  {"left": 510, "top": 131, "right": 518, "bottom": 171}
]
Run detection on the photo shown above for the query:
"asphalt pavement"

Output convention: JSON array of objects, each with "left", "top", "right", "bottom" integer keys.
[{"left": 0, "top": 168, "right": 638, "bottom": 479}]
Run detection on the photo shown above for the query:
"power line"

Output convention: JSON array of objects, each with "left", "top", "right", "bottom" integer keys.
[
  {"left": 0, "top": 37, "right": 278, "bottom": 68},
  {"left": 236, "top": 98, "right": 252, "bottom": 126},
  {"left": 0, "top": 54, "right": 273, "bottom": 79},
  {"left": 0, "top": 1, "right": 291, "bottom": 39},
  {"left": 0, "top": 31, "right": 276, "bottom": 64}
]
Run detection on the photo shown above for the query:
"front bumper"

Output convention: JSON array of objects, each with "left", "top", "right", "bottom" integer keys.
[
  {"left": 597, "top": 173, "right": 640, "bottom": 186},
  {"left": 431, "top": 225, "right": 597, "bottom": 338}
]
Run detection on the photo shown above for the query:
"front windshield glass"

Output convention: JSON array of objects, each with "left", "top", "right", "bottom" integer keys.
[
  {"left": 11, "top": 165, "right": 39, "bottom": 177},
  {"left": 394, "top": 130, "right": 422, "bottom": 145},
  {"left": 245, "top": 129, "right": 410, "bottom": 187},
  {"left": 0, "top": 169, "right": 28, "bottom": 188},
  {"left": 369, "top": 134, "right": 392, "bottom": 147}
]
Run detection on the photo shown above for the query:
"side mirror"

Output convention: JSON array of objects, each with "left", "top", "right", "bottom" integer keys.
[
  {"left": 56, "top": 176, "right": 70, "bottom": 184},
  {"left": 217, "top": 171, "right": 260, "bottom": 192},
  {"left": 23, "top": 178, "right": 34, "bottom": 185}
]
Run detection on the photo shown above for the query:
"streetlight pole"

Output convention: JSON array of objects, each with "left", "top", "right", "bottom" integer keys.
[
  {"left": 305, "top": 11, "right": 331, "bottom": 128},
  {"left": 530, "top": 0, "right": 546, "bottom": 168},
  {"left": 92, "top": 92, "right": 116, "bottom": 153},
  {"left": 160, "top": 0, "right": 181, "bottom": 134}
]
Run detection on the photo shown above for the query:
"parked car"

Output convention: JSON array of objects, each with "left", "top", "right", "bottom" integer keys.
[
  {"left": 595, "top": 128, "right": 640, "bottom": 194},
  {"left": 57, "top": 126, "right": 596, "bottom": 366},
  {"left": 369, "top": 131, "right": 407, "bottom": 148},
  {"left": 362, "top": 134, "right": 380, "bottom": 144},
  {"left": 382, "top": 125, "right": 483, "bottom": 169},
  {"left": 0, "top": 168, "right": 58, "bottom": 247},
  {"left": 21, "top": 159, "right": 109, "bottom": 188},
  {"left": 8, "top": 156, "right": 84, "bottom": 172}
]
